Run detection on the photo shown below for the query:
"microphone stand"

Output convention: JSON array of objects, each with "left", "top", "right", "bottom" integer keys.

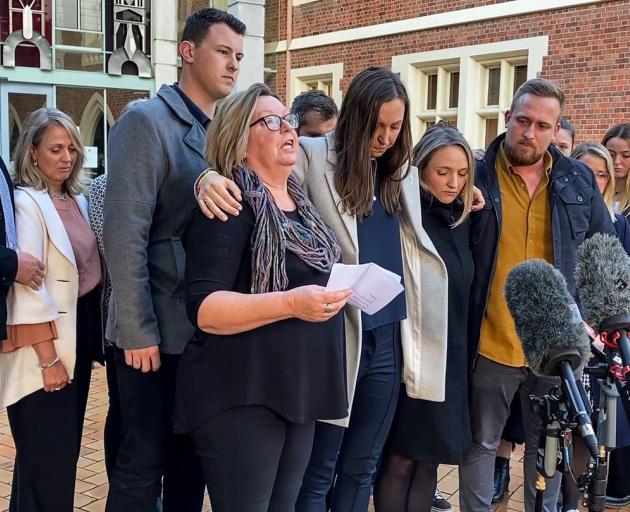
[
  {"left": 598, "top": 314, "right": 630, "bottom": 423},
  {"left": 529, "top": 369, "right": 607, "bottom": 512}
]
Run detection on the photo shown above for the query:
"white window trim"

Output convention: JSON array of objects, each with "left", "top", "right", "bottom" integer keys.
[
  {"left": 416, "top": 65, "right": 460, "bottom": 133},
  {"left": 391, "top": 36, "right": 549, "bottom": 148},
  {"left": 293, "top": 0, "right": 319, "bottom": 5},
  {"left": 266, "top": 0, "right": 602, "bottom": 54},
  {"left": 289, "top": 62, "right": 343, "bottom": 107}
]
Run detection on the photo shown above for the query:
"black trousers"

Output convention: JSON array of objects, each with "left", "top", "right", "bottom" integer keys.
[
  {"left": 191, "top": 405, "right": 315, "bottom": 512},
  {"left": 105, "top": 348, "right": 205, "bottom": 512},
  {"left": 607, "top": 445, "right": 630, "bottom": 498},
  {"left": 104, "top": 344, "right": 121, "bottom": 480},
  {"left": 296, "top": 323, "right": 402, "bottom": 512},
  {"left": 7, "top": 292, "right": 95, "bottom": 512}
]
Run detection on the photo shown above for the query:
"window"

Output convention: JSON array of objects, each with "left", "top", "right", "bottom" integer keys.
[
  {"left": 416, "top": 64, "right": 459, "bottom": 133},
  {"left": 486, "top": 67, "right": 500, "bottom": 106},
  {"left": 477, "top": 59, "right": 528, "bottom": 149},
  {"left": 513, "top": 64, "right": 528, "bottom": 93},
  {"left": 290, "top": 63, "right": 344, "bottom": 107},
  {"left": 391, "top": 37, "right": 547, "bottom": 149},
  {"left": 426, "top": 73, "right": 438, "bottom": 110},
  {"left": 302, "top": 78, "right": 333, "bottom": 97},
  {"left": 449, "top": 72, "right": 460, "bottom": 109},
  {"left": 56, "top": 0, "right": 102, "bottom": 31}
]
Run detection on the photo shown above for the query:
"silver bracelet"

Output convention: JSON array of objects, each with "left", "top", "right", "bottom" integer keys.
[{"left": 38, "top": 357, "right": 60, "bottom": 370}]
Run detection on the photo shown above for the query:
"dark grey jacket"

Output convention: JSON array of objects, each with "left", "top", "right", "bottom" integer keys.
[
  {"left": 469, "top": 133, "right": 616, "bottom": 368},
  {"left": 103, "top": 85, "right": 208, "bottom": 354}
]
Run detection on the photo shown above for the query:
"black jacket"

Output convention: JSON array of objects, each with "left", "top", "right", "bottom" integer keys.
[
  {"left": 0, "top": 156, "right": 18, "bottom": 341},
  {"left": 468, "top": 134, "right": 616, "bottom": 368}
]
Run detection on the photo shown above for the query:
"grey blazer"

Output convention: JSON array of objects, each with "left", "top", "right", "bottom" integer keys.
[
  {"left": 103, "top": 85, "right": 209, "bottom": 354},
  {"left": 297, "top": 132, "right": 449, "bottom": 427}
]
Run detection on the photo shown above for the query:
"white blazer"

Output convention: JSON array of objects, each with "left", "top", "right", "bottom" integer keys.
[
  {"left": 0, "top": 187, "right": 86, "bottom": 408},
  {"left": 298, "top": 133, "right": 449, "bottom": 427}
]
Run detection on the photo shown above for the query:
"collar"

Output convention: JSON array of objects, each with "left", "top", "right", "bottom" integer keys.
[
  {"left": 497, "top": 142, "right": 553, "bottom": 177},
  {"left": 173, "top": 83, "right": 210, "bottom": 129}
]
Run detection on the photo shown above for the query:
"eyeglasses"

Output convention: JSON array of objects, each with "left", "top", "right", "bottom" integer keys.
[
  {"left": 595, "top": 172, "right": 611, "bottom": 180},
  {"left": 250, "top": 113, "right": 299, "bottom": 131}
]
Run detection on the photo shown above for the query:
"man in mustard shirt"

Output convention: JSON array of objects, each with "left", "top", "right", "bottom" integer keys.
[{"left": 460, "top": 78, "right": 615, "bottom": 512}]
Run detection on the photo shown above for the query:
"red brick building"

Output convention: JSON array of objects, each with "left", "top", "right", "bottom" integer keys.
[{"left": 264, "top": 0, "right": 630, "bottom": 148}]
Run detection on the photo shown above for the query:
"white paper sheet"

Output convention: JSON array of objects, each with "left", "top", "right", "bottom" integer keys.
[{"left": 326, "top": 263, "right": 404, "bottom": 315}]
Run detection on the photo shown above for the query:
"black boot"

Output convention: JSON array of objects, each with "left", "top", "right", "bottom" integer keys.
[{"left": 492, "top": 456, "right": 510, "bottom": 503}]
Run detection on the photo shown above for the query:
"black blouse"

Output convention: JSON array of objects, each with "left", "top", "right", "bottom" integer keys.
[{"left": 173, "top": 206, "right": 348, "bottom": 433}]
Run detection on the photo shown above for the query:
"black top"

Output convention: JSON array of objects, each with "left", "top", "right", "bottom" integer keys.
[
  {"left": 173, "top": 83, "right": 210, "bottom": 129},
  {"left": 0, "top": 155, "right": 17, "bottom": 341},
  {"left": 357, "top": 171, "right": 407, "bottom": 330},
  {"left": 173, "top": 205, "right": 348, "bottom": 433},
  {"left": 387, "top": 191, "right": 474, "bottom": 464}
]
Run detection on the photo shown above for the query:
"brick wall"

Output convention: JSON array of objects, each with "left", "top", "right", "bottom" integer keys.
[
  {"left": 290, "top": 0, "right": 501, "bottom": 39},
  {"left": 178, "top": 0, "right": 211, "bottom": 38},
  {"left": 267, "top": 0, "right": 630, "bottom": 143},
  {"left": 266, "top": 0, "right": 516, "bottom": 42}
]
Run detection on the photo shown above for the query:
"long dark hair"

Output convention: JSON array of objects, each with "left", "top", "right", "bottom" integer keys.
[{"left": 334, "top": 67, "right": 412, "bottom": 218}]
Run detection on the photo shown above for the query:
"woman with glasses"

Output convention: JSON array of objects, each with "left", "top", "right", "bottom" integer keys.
[
  {"left": 195, "top": 67, "right": 456, "bottom": 512},
  {"left": 173, "top": 83, "right": 351, "bottom": 512},
  {"left": 571, "top": 142, "right": 630, "bottom": 250}
]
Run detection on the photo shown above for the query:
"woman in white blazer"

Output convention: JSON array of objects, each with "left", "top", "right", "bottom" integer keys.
[
  {"left": 196, "top": 67, "right": 475, "bottom": 512},
  {"left": 0, "top": 108, "right": 102, "bottom": 512}
]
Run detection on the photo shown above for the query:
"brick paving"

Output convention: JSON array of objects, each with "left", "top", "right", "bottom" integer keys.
[{"left": 0, "top": 366, "right": 628, "bottom": 512}]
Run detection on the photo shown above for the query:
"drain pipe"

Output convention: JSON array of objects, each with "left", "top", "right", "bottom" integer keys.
[{"left": 284, "top": 0, "right": 293, "bottom": 106}]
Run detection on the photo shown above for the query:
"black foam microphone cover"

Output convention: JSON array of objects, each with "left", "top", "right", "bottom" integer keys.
[
  {"left": 505, "top": 259, "right": 590, "bottom": 376},
  {"left": 575, "top": 232, "right": 630, "bottom": 332}
]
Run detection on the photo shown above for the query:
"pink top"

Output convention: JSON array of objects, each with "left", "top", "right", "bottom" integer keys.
[{"left": 53, "top": 195, "right": 102, "bottom": 297}]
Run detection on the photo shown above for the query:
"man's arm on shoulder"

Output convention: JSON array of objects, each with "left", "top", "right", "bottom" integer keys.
[{"left": 103, "top": 107, "right": 165, "bottom": 351}]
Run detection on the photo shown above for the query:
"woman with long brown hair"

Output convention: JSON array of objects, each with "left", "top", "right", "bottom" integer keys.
[
  {"left": 196, "top": 66, "right": 453, "bottom": 512},
  {"left": 602, "top": 123, "right": 630, "bottom": 217}
]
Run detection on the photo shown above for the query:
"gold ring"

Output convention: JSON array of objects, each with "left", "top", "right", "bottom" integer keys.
[{"left": 324, "top": 303, "right": 335, "bottom": 313}]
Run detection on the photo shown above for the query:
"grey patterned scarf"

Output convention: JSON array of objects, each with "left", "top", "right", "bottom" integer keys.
[{"left": 233, "top": 165, "right": 341, "bottom": 293}]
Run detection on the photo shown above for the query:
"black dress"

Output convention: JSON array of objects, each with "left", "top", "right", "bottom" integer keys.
[
  {"left": 173, "top": 206, "right": 348, "bottom": 434},
  {"left": 386, "top": 192, "right": 474, "bottom": 464}
]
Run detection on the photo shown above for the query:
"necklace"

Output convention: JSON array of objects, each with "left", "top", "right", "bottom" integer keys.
[
  {"left": 52, "top": 191, "right": 68, "bottom": 200},
  {"left": 262, "top": 180, "right": 285, "bottom": 191}
]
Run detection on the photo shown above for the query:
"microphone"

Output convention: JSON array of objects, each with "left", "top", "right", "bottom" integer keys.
[
  {"left": 575, "top": 233, "right": 630, "bottom": 372},
  {"left": 505, "top": 259, "right": 598, "bottom": 458}
]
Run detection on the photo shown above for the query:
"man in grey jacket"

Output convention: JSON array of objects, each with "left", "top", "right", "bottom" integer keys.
[{"left": 102, "top": 9, "right": 245, "bottom": 512}]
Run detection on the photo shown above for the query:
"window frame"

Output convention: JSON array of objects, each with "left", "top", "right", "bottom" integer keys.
[
  {"left": 290, "top": 62, "right": 344, "bottom": 108},
  {"left": 391, "top": 36, "right": 548, "bottom": 149}
]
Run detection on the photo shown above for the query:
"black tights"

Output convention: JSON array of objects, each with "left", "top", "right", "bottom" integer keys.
[{"left": 374, "top": 454, "right": 438, "bottom": 512}]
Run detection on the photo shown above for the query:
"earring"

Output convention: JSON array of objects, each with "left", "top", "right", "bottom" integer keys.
[{"left": 32, "top": 159, "right": 38, "bottom": 167}]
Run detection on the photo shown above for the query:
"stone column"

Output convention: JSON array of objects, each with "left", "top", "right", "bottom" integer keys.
[
  {"left": 152, "top": 0, "right": 179, "bottom": 87},
  {"left": 227, "top": 0, "right": 265, "bottom": 89}
]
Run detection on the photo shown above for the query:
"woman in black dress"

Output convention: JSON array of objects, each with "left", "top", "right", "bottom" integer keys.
[
  {"left": 174, "top": 83, "right": 351, "bottom": 512},
  {"left": 374, "top": 122, "right": 476, "bottom": 511}
]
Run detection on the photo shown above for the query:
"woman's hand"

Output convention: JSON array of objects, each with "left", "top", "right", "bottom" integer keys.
[
  {"left": 196, "top": 173, "right": 243, "bottom": 221},
  {"left": 284, "top": 285, "right": 353, "bottom": 322},
  {"left": 41, "top": 360, "right": 70, "bottom": 392},
  {"left": 471, "top": 185, "right": 486, "bottom": 212}
]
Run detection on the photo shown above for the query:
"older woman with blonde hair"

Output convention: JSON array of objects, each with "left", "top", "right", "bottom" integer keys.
[
  {"left": 0, "top": 107, "right": 102, "bottom": 512},
  {"left": 571, "top": 142, "right": 630, "bottom": 250},
  {"left": 173, "top": 83, "right": 351, "bottom": 512}
]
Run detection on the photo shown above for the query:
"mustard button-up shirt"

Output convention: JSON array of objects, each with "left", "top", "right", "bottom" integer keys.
[{"left": 478, "top": 143, "right": 554, "bottom": 367}]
